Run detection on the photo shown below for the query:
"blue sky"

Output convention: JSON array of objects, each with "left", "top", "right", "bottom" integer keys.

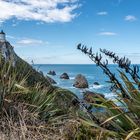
[{"left": 0, "top": 0, "right": 140, "bottom": 64}]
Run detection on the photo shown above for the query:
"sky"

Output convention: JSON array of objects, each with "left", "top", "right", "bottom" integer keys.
[{"left": 0, "top": 0, "right": 140, "bottom": 64}]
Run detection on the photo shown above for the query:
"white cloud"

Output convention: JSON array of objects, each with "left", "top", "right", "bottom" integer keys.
[
  {"left": 17, "top": 38, "right": 48, "bottom": 46},
  {"left": 98, "top": 32, "right": 117, "bottom": 36},
  {"left": 0, "top": 0, "right": 80, "bottom": 23},
  {"left": 7, "top": 35, "right": 16, "bottom": 39},
  {"left": 97, "top": 11, "right": 108, "bottom": 16},
  {"left": 125, "top": 15, "right": 137, "bottom": 22}
]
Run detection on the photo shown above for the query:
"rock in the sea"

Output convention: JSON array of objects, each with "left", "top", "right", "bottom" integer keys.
[
  {"left": 83, "top": 91, "right": 105, "bottom": 104},
  {"left": 73, "top": 74, "right": 88, "bottom": 88},
  {"left": 47, "top": 70, "right": 56, "bottom": 76},
  {"left": 60, "top": 73, "right": 69, "bottom": 79},
  {"left": 46, "top": 76, "right": 56, "bottom": 84},
  {"left": 93, "top": 82, "right": 100, "bottom": 85}
]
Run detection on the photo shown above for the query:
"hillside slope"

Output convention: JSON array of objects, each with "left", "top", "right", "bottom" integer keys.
[{"left": 0, "top": 41, "right": 56, "bottom": 87}]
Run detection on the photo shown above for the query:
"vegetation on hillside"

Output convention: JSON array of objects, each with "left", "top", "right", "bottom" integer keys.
[
  {"left": 0, "top": 56, "right": 80, "bottom": 139},
  {"left": 15, "top": 54, "right": 56, "bottom": 87},
  {"left": 0, "top": 43, "right": 140, "bottom": 139},
  {"left": 77, "top": 44, "right": 140, "bottom": 139}
]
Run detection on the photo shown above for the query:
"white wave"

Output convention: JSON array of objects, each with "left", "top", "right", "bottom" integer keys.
[
  {"left": 89, "top": 84, "right": 104, "bottom": 89},
  {"left": 86, "top": 76, "right": 95, "bottom": 79},
  {"left": 69, "top": 77, "right": 75, "bottom": 80},
  {"left": 69, "top": 86, "right": 76, "bottom": 89},
  {"left": 55, "top": 82, "right": 60, "bottom": 85},
  {"left": 80, "top": 90, "right": 85, "bottom": 95}
]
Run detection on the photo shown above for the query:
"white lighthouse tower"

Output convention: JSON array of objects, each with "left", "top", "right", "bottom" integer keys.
[{"left": 0, "top": 30, "right": 6, "bottom": 42}]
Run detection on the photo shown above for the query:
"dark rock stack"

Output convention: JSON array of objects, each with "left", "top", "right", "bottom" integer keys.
[
  {"left": 93, "top": 82, "right": 100, "bottom": 85},
  {"left": 60, "top": 73, "right": 69, "bottom": 79},
  {"left": 48, "top": 70, "right": 56, "bottom": 76},
  {"left": 73, "top": 74, "right": 88, "bottom": 88}
]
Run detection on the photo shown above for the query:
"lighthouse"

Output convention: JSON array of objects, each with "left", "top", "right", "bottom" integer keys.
[{"left": 0, "top": 30, "right": 6, "bottom": 42}]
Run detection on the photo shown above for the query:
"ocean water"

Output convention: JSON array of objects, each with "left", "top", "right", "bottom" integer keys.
[{"left": 33, "top": 64, "right": 120, "bottom": 99}]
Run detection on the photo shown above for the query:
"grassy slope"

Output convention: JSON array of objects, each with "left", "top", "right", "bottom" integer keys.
[
  {"left": 0, "top": 42, "right": 82, "bottom": 139},
  {"left": 3, "top": 41, "right": 140, "bottom": 139},
  {"left": 15, "top": 55, "right": 56, "bottom": 87}
]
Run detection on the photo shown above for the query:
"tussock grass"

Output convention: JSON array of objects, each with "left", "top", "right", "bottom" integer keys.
[
  {"left": 0, "top": 59, "right": 80, "bottom": 140},
  {"left": 1, "top": 46, "right": 140, "bottom": 139},
  {"left": 77, "top": 44, "right": 140, "bottom": 139}
]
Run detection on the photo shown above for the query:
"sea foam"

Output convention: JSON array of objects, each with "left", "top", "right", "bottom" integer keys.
[{"left": 89, "top": 84, "right": 104, "bottom": 90}]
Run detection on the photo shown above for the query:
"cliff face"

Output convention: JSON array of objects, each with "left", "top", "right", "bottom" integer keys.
[
  {"left": 0, "top": 41, "right": 16, "bottom": 65},
  {"left": 0, "top": 41, "right": 56, "bottom": 86}
]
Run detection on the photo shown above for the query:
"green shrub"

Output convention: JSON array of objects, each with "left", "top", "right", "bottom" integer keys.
[{"left": 77, "top": 44, "right": 140, "bottom": 139}]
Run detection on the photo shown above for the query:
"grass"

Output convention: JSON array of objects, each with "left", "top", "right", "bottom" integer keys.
[
  {"left": 0, "top": 58, "right": 80, "bottom": 139},
  {"left": 77, "top": 44, "right": 140, "bottom": 139},
  {"left": 1, "top": 46, "right": 140, "bottom": 139}
]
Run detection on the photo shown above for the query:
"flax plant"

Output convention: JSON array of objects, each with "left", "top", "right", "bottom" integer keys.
[{"left": 77, "top": 44, "right": 140, "bottom": 139}]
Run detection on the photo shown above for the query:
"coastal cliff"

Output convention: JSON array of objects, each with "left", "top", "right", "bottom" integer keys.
[
  {"left": 0, "top": 40, "right": 56, "bottom": 86},
  {"left": 0, "top": 33, "right": 79, "bottom": 139}
]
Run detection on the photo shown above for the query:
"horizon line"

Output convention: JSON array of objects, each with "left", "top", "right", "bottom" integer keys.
[{"left": 32, "top": 63, "right": 140, "bottom": 65}]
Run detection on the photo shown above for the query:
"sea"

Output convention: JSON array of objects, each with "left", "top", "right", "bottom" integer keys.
[{"left": 33, "top": 64, "right": 121, "bottom": 99}]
